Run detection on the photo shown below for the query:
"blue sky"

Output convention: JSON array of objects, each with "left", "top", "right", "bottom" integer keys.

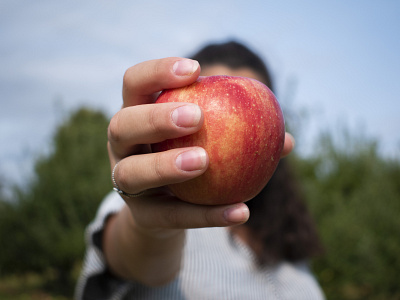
[{"left": 1, "top": 0, "right": 399, "bottom": 188}]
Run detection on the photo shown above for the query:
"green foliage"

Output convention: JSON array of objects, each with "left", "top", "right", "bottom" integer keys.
[
  {"left": 293, "top": 130, "right": 400, "bottom": 300},
  {"left": 0, "top": 107, "right": 111, "bottom": 295}
]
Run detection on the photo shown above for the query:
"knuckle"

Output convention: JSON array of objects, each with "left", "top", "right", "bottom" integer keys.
[
  {"left": 202, "top": 209, "right": 217, "bottom": 227},
  {"left": 165, "top": 205, "right": 181, "bottom": 227},
  {"left": 148, "top": 103, "right": 180, "bottom": 141},
  {"left": 152, "top": 152, "right": 166, "bottom": 182},
  {"left": 122, "top": 66, "right": 135, "bottom": 90},
  {"left": 152, "top": 59, "right": 164, "bottom": 78},
  {"left": 108, "top": 112, "right": 122, "bottom": 144},
  {"left": 148, "top": 106, "right": 164, "bottom": 139},
  {"left": 152, "top": 58, "right": 174, "bottom": 80},
  {"left": 148, "top": 58, "right": 181, "bottom": 88},
  {"left": 114, "top": 163, "right": 130, "bottom": 193},
  {"left": 124, "top": 59, "right": 166, "bottom": 91}
]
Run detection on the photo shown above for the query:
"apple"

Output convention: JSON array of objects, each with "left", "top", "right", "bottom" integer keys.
[{"left": 151, "top": 75, "right": 285, "bottom": 205}]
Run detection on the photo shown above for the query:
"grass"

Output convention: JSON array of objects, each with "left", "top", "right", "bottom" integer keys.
[
  {"left": 0, "top": 273, "right": 70, "bottom": 299},
  {"left": 0, "top": 263, "right": 82, "bottom": 300}
]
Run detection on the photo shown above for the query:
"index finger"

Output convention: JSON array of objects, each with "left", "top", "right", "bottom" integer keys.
[{"left": 122, "top": 57, "right": 201, "bottom": 107}]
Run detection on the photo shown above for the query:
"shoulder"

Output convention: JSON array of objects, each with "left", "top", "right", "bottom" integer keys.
[
  {"left": 95, "top": 191, "right": 125, "bottom": 220},
  {"left": 265, "top": 261, "right": 325, "bottom": 300}
]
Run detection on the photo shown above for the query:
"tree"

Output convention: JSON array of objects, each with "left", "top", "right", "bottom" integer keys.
[
  {"left": 293, "top": 130, "right": 400, "bottom": 300},
  {"left": 0, "top": 107, "right": 111, "bottom": 295}
]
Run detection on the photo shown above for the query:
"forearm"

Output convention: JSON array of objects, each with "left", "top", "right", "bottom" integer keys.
[{"left": 103, "top": 205, "right": 185, "bottom": 286}]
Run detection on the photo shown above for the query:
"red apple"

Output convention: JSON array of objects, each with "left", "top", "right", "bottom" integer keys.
[{"left": 151, "top": 75, "right": 285, "bottom": 205}]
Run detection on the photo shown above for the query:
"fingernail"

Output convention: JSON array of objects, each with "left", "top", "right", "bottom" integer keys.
[
  {"left": 172, "top": 105, "right": 202, "bottom": 127},
  {"left": 173, "top": 59, "right": 199, "bottom": 76},
  {"left": 176, "top": 148, "right": 207, "bottom": 171},
  {"left": 224, "top": 204, "right": 250, "bottom": 223}
]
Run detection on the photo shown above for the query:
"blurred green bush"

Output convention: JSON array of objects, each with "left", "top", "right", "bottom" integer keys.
[
  {"left": 0, "top": 107, "right": 111, "bottom": 295},
  {"left": 293, "top": 131, "right": 400, "bottom": 299}
]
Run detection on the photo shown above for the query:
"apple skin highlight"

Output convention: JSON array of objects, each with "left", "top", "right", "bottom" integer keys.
[{"left": 152, "top": 76, "right": 285, "bottom": 205}]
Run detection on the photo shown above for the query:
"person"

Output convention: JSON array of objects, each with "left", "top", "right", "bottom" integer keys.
[{"left": 75, "top": 41, "right": 325, "bottom": 299}]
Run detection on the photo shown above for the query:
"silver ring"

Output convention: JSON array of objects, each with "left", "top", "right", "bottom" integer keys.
[{"left": 112, "top": 161, "right": 145, "bottom": 198}]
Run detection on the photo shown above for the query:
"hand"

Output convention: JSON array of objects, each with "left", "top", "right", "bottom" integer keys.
[
  {"left": 107, "top": 57, "right": 295, "bottom": 231},
  {"left": 104, "top": 57, "right": 295, "bottom": 284}
]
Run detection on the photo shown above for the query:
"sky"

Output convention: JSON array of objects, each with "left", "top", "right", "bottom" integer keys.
[{"left": 1, "top": 0, "right": 399, "bottom": 190}]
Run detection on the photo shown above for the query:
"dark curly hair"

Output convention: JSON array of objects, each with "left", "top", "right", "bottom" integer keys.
[
  {"left": 190, "top": 40, "right": 274, "bottom": 92},
  {"left": 245, "top": 158, "right": 323, "bottom": 265},
  {"left": 191, "top": 40, "right": 323, "bottom": 265}
]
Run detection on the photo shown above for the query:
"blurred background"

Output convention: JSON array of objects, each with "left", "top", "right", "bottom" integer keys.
[{"left": 0, "top": 1, "right": 399, "bottom": 299}]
